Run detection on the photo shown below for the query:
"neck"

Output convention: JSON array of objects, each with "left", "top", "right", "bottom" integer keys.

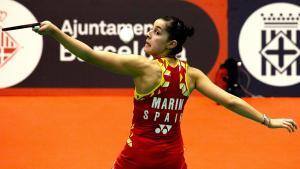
[
  {"left": 154, "top": 54, "right": 176, "bottom": 60},
  {"left": 154, "top": 50, "right": 174, "bottom": 59},
  {"left": 153, "top": 56, "right": 178, "bottom": 66}
]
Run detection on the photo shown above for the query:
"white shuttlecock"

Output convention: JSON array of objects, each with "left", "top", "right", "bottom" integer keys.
[{"left": 119, "top": 27, "right": 134, "bottom": 43}]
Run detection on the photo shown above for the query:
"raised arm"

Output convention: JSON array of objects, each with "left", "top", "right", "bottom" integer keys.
[
  {"left": 189, "top": 67, "right": 297, "bottom": 132},
  {"left": 33, "top": 21, "right": 151, "bottom": 77}
]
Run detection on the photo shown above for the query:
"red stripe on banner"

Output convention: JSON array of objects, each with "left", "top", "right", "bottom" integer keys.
[
  {"left": 4, "top": 48, "right": 15, "bottom": 54},
  {"left": 0, "top": 52, "right": 1, "bottom": 64},
  {"left": 1, "top": 32, "right": 3, "bottom": 47}
]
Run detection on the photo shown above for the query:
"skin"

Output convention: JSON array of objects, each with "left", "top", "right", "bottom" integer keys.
[{"left": 33, "top": 19, "right": 297, "bottom": 132}]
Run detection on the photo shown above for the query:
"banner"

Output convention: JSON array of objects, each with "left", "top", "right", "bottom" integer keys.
[
  {"left": 0, "top": 0, "right": 223, "bottom": 88},
  {"left": 229, "top": 0, "right": 300, "bottom": 96}
]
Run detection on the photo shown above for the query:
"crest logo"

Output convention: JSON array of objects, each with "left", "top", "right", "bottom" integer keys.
[
  {"left": 0, "top": 10, "right": 7, "bottom": 21},
  {"left": 0, "top": 0, "right": 43, "bottom": 88},
  {"left": 239, "top": 3, "right": 300, "bottom": 86},
  {"left": 0, "top": 10, "right": 20, "bottom": 69}
]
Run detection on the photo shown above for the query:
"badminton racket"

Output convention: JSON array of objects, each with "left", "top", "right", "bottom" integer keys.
[{"left": 1, "top": 23, "right": 40, "bottom": 31}]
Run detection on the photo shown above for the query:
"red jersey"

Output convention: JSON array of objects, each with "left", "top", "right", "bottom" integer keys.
[{"left": 113, "top": 58, "right": 190, "bottom": 169}]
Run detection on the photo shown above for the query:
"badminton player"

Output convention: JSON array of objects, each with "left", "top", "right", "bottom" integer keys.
[{"left": 33, "top": 16, "right": 297, "bottom": 169}]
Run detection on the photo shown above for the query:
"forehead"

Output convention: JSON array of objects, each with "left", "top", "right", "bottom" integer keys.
[{"left": 153, "top": 19, "right": 169, "bottom": 30}]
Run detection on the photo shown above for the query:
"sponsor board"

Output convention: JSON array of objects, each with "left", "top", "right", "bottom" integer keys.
[
  {"left": 0, "top": 0, "right": 42, "bottom": 88},
  {"left": 6, "top": 0, "right": 220, "bottom": 88}
]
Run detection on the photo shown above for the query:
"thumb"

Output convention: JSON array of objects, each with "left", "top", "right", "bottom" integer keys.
[{"left": 32, "top": 21, "right": 49, "bottom": 35}]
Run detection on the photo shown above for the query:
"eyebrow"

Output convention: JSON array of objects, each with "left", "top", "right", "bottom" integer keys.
[{"left": 154, "top": 26, "right": 162, "bottom": 30}]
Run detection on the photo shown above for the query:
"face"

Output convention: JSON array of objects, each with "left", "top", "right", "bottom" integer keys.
[{"left": 144, "top": 19, "right": 173, "bottom": 57}]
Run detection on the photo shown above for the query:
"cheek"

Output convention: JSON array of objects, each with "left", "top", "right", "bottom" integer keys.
[{"left": 152, "top": 39, "right": 167, "bottom": 49}]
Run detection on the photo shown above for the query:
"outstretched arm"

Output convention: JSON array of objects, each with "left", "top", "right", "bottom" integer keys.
[
  {"left": 189, "top": 67, "right": 297, "bottom": 132},
  {"left": 33, "top": 21, "right": 150, "bottom": 77}
]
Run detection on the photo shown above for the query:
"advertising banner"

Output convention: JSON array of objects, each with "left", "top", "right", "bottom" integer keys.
[
  {"left": 229, "top": 0, "right": 300, "bottom": 96},
  {"left": 0, "top": 0, "right": 224, "bottom": 88}
]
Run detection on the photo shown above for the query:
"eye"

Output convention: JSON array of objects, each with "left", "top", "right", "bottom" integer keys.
[{"left": 154, "top": 29, "right": 160, "bottom": 35}]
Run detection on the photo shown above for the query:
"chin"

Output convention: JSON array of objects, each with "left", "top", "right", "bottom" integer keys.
[
  {"left": 143, "top": 48, "right": 152, "bottom": 55},
  {"left": 143, "top": 48, "right": 160, "bottom": 57}
]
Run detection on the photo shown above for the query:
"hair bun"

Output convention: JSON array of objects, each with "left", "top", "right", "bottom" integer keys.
[{"left": 185, "top": 26, "right": 194, "bottom": 37}]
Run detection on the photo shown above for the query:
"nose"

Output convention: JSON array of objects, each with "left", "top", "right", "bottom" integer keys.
[{"left": 146, "top": 30, "right": 152, "bottom": 39}]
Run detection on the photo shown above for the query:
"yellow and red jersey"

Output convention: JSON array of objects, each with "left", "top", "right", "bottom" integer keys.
[{"left": 114, "top": 58, "right": 190, "bottom": 169}]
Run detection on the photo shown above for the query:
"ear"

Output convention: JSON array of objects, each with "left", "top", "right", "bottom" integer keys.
[{"left": 167, "top": 40, "right": 178, "bottom": 50}]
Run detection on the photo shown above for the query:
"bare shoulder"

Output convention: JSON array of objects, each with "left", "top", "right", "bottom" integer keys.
[
  {"left": 188, "top": 66, "right": 200, "bottom": 76},
  {"left": 121, "top": 54, "right": 150, "bottom": 66},
  {"left": 187, "top": 66, "right": 206, "bottom": 91},
  {"left": 133, "top": 58, "right": 162, "bottom": 94},
  {"left": 132, "top": 55, "right": 161, "bottom": 72},
  {"left": 130, "top": 55, "right": 161, "bottom": 79},
  {"left": 142, "top": 58, "right": 161, "bottom": 76},
  {"left": 188, "top": 66, "right": 206, "bottom": 80},
  {"left": 119, "top": 54, "right": 159, "bottom": 76}
]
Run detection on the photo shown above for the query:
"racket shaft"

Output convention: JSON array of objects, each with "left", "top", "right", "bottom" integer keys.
[{"left": 2, "top": 23, "right": 40, "bottom": 31}]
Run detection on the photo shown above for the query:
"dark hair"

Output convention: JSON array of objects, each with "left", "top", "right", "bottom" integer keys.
[{"left": 159, "top": 16, "right": 194, "bottom": 56}]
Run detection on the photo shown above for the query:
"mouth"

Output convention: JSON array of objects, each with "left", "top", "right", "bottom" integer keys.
[{"left": 145, "top": 40, "right": 151, "bottom": 47}]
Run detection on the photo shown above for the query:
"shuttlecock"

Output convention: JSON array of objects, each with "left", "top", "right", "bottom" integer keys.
[{"left": 119, "top": 26, "right": 134, "bottom": 43}]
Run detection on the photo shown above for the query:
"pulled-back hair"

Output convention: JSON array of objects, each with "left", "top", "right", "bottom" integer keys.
[{"left": 159, "top": 16, "right": 194, "bottom": 56}]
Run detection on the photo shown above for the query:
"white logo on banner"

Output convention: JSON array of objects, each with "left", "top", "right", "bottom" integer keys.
[
  {"left": 0, "top": 0, "right": 42, "bottom": 88},
  {"left": 239, "top": 2, "right": 300, "bottom": 87}
]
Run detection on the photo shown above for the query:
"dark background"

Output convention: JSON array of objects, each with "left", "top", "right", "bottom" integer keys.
[{"left": 14, "top": 0, "right": 219, "bottom": 88}]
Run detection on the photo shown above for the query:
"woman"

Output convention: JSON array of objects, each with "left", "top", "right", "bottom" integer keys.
[{"left": 33, "top": 16, "right": 297, "bottom": 169}]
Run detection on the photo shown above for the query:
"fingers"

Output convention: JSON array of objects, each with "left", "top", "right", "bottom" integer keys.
[
  {"left": 40, "top": 20, "right": 52, "bottom": 28},
  {"left": 283, "top": 119, "right": 297, "bottom": 132},
  {"left": 269, "top": 118, "right": 298, "bottom": 133},
  {"left": 282, "top": 123, "right": 292, "bottom": 133},
  {"left": 39, "top": 21, "right": 48, "bottom": 30},
  {"left": 283, "top": 122, "right": 293, "bottom": 133},
  {"left": 287, "top": 119, "right": 298, "bottom": 130},
  {"left": 32, "top": 21, "right": 52, "bottom": 35}
]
